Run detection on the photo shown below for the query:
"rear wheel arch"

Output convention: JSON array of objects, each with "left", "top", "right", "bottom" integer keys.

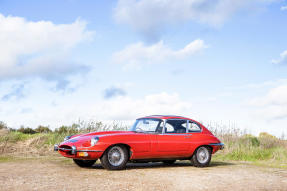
[
  {"left": 192, "top": 145, "right": 213, "bottom": 156},
  {"left": 191, "top": 145, "right": 212, "bottom": 167}
]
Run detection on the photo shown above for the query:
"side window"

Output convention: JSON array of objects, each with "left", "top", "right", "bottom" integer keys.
[
  {"left": 135, "top": 119, "right": 161, "bottom": 132},
  {"left": 165, "top": 123, "right": 175, "bottom": 133},
  {"left": 187, "top": 121, "right": 201, "bottom": 132},
  {"left": 165, "top": 119, "right": 187, "bottom": 134}
]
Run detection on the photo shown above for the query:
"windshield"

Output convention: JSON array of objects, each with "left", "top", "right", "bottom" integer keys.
[{"left": 130, "top": 118, "right": 163, "bottom": 133}]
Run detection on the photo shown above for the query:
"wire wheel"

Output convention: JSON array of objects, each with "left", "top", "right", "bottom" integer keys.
[
  {"left": 101, "top": 145, "right": 129, "bottom": 170},
  {"left": 192, "top": 146, "right": 211, "bottom": 167},
  {"left": 196, "top": 147, "right": 209, "bottom": 164},
  {"left": 107, "top": 146, "right": 125, "bottom": 166}
]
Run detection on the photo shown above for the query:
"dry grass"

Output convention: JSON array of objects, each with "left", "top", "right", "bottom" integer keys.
[
  {"left": 0, "top": 121, "right": 286, "bottom": 168},
  {"left": 205, "top": 123, "right": 287, "bottom": 166}
]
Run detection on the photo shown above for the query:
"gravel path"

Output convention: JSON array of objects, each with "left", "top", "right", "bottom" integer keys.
[{"left": 0, "top": 159, "right": 286, "bottom": 191}]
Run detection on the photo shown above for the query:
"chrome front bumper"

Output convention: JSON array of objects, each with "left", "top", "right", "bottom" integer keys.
[{"left": 54, "top": 144, "right": 103, "bottom": 153}]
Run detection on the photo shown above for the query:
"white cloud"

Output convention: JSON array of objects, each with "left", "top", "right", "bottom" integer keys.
[
  {"left": 249, "top": 85, "right": 287, "bottom": 120},
  {"left": 114, "top": 0, "right": 276, "bottom": 39},
  {"left": 0, "top": 91, "right": 193, "bottom": 128},
  {"left": 249, "top": 85, "right": 287, "bottom": 106},
  {"left": 0, "top": 13, "right": 94, "bottom": 82},
  {"left": 281, "top": 6, "right": 287, "bottom": 10},
  {"left": 113, "top": 39, "right": 207, "bottom": 70},
  {"left": 272, "top": 50, "right": 287, "bottom": 65},
  {"left": 95, "top": 92, "right": 192, "bottom": 120}
]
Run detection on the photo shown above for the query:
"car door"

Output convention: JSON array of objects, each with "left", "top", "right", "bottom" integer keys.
[
  {"left": 129, "top": 118, "right": 162, "bottom": 159},
  {"left": 155, "top": 119, "right": 191, "bottom": 158}
]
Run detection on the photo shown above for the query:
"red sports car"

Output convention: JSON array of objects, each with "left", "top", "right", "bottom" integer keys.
[{"left": 54, "top": 115, "right": 224, "bottom": 170}]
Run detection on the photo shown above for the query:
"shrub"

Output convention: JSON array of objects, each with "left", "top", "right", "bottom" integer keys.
[
  {"left": 0, "top": 121, "right": 8, "bottom": 130},
  {"left": 54, "top": 124, "right": 79, "bottom": 134},
  {"left": 259, "top": 132, "right": 279, "bottom": 149},
  {"left": 17, "top": 126, "right": 37, "bottom": 134},
  {"left": 9, "top": 128, "right": 16, "bottom": 132},
  {"left": 240, "top": 134, "right": 260, "bottom": 147},
  {"left": 35, "top": 125, "right": 52, "bottom": 133}
]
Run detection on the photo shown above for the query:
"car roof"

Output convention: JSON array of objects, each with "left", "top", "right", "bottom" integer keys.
[{"left": 139, "top": 115, "right": 192, "bottom": 120}]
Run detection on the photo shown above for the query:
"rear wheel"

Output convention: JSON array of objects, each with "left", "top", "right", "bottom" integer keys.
[
  {"left": 100, "top": 145, "right": 129, "bottom": 170},
  {"left": 162, "top": 160, "right": 176, "bottom": 165},
  {"left": 192, "top": 146, "right": 211, "bottom": 167},
  {"left": 73, "top": 159, "right": 97, "bottom": 167}
]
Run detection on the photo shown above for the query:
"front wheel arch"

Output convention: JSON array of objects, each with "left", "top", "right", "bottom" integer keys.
[
  {"left": 100, "top": 144, "right": 130, "bottom": 170},
  {"left": 101, "top": 143, "right": 132, "bottom": 160}
]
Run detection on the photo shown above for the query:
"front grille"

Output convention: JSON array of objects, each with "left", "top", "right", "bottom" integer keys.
[{"left": 59, "top": 145, "right": 73, "bottom": 155}]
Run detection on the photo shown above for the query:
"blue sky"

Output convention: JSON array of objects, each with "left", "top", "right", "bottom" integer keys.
[{"left": 0, "top": 0, "right": 287, "bottom": 137}]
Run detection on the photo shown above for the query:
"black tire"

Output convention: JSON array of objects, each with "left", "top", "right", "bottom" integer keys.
[
  {"left": 191, "top": 146, "right": 211, "bottom": 167},
  {"left": 162, "top": 160, "right": 176, "bottom": 165},
  {"left": 100, "top": 145, "right": 129, "bottom": 170},
  {"left": 73, "top": 159, "right": 97, "bottom": 167}
]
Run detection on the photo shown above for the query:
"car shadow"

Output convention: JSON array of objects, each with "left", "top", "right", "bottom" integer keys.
[
  {"left": 209, "top": 161, "right": 235, "bottom": 167},
  {"left": 88, "top": 160, "right": 235, "bottom": 170}
]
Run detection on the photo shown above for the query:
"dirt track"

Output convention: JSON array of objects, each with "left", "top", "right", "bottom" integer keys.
[{"left": 0, "top": 158, "right": 286, "bottom": 191}]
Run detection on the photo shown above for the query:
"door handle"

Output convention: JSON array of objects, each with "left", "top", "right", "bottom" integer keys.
[{"left": 184, "top": 136, "right": 191, "bottom": 138}]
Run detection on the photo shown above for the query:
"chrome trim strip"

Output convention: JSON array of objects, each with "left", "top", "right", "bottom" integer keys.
[
  {"left": 209, "top": 143, "right": 224, "bottom": 150},
  {"left": 162, "top": 119, "right": 166, "bottom": 134},
  {"left": 208, "top": 143, "right": 224, "bottom": 146},
  {"left": 59, "top": 148, "right": 72, "bottom": 151},
  {"left": 56, "top": 147, "right": 102, "bottom": 152},
  {"left": 158, "top": 133, "right": 191, "bottom": 136},
  {"left": 77, "top": 150, "right": 103, "bottom": 152}
]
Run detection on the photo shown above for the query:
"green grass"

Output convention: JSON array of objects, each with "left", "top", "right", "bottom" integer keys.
[
  {"left": 213, "top": 133, "right": 287, "bottom": 168},
  {"left": 0, "top": 131, "right": 70, "bottom": 145},
  {"left": 0, "top": 131, "right": 40, "bottom": 143},
  {"left": 42, "top": 132, "right": 69, "bottom": 145},
  {"left": 214, "top": 147, "right": 287, "bottom": 162},
  {"left": 1, "top": 125, "right": 286, "bottom": 168},
  {"left": 0, "top": 156, "right": 13, "bottom": 162}
]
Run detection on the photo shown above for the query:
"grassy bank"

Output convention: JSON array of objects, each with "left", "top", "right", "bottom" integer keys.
[
  {"left": 0, "top": 121, "right": 286, "bottom": 168},
  {"left": 212, "top": 129, "right": 287, "bottom": 168}
]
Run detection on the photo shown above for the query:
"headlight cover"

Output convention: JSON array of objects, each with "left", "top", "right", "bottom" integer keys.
[
  {"left": 64, "top": 135, "right": 72, "bottom": 141},
  {"left": 90, "top": 136, "right": 99, "bottom": 146}
]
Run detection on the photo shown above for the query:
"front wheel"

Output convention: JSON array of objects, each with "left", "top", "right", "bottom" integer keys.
[
  {"left": 191, "top": 146, "right": 211, "bottom": 167},
  {"left": 100, "top": 145, "right": 129, "bottom": 170},
  {"left": 73, "top": 159, "right": 97, "bottom": 167}
]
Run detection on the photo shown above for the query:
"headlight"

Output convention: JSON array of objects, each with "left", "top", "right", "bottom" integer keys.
[
  {"left": 64, "top": 135, "right": 72, "bottom": 141},
  {"left": 90, "top": 137, "right": 99, "bottom": 146}
]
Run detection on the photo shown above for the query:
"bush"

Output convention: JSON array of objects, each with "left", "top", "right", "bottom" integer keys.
[
  {"left": 240, "top": 134, "right": 260, "bottom": 147},
  {"left": 35, "top": 125, "right": 52, "bottom": 133},
  {"left": 54, "top": 124, "right": 79, "bottom": 134},
  {"left": 258, "top": 132, "right": 279, "bottom": 149},
  {"left": 0, "top": 121, "right": 8, "bottom": 130},
  {"left": 17, "top": 126, "right": 37, "bottom": 134}
]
